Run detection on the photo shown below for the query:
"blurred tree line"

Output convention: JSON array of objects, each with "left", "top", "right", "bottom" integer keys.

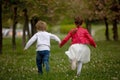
[
  {"left": 68, "top": 0, "right": 120, "bottom": 41},
  {"left": 0, "top": 0, "right": 120, "bottom": 54}
]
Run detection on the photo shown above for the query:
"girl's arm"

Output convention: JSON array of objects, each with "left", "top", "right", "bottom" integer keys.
[
  {"left": 85, "top": 30, "right": 96, "bottom": 48},
  {"left": 60, "top": 32, "right": 71, "bottom": 47}
]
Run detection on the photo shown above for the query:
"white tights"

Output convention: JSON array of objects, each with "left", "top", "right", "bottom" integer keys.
[{"left": 77, "top": 61, "right": 83, "bottom": 75}]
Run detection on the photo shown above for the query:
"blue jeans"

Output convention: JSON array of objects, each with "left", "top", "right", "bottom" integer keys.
[{"left": 36, "top": 50, "right": 50, "bottom": 74}]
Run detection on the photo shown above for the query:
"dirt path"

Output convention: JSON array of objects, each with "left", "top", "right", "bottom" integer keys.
[{"left": 92, "top": 27, "right": 105, "bottom": 36}]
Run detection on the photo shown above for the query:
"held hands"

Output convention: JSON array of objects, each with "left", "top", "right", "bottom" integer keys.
[
  {"left": 59, "top": 42, "right": 62, "bottom": 48},
  {"left": 95, "top": 45, "right": 97, "bottom": 48},
  {"left": 59, "top": 43, "right": 62, "bottom": 48},
  {"left": 59, "top": 45, "right": 62, "bottom": 48},
  {"left": 94, "top": 45, "right": 97, "bottom": 48}
]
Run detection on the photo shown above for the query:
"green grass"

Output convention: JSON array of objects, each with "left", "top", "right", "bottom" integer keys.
[{"left": 0, "top": 24, "right": 120, "bottom": 80}]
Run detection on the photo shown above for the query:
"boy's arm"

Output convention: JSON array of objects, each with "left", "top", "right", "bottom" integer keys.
[
  {"left": 50, "top": 34, "right": 61, "bottom": 44},
  {"left": 24, "top": 34, "right": 37, "bottom": 50}
]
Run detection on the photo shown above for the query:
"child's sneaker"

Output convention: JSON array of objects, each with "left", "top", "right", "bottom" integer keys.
[{"left": 76, "top": 73, "right": 80, "bottom": 77}]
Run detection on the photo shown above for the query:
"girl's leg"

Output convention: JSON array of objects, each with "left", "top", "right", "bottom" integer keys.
[
  {"left": 71, "top": 59, "right": 77, "bottom": 70},
  {"left": 36, "top": 51, "right": 43, "bottom": 74},
  {"left": 77, "top": 61, "right": 83, "bottom": 76}
]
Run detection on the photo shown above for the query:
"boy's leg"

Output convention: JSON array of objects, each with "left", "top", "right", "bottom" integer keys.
[
  {"left": 43, "top": 50, "right": 50, "bottom": 72},
  {"left": 77, "top": 61, "right": 82, "bottom": 76},
  {"left": 36, "top": 51, "right": 43, "bottom": 74}
]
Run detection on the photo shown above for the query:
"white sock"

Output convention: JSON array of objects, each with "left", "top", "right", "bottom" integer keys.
[{"left": 77, "top": 61, "right": 82, "bottom": 75}]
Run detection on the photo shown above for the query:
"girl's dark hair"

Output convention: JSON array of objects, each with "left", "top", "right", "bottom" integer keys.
[{"left": 74, "top": 16, "right": 83, "bottom": 25}]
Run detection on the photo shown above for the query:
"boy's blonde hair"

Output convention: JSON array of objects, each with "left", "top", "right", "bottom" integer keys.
[{"left": 35, "top": 20, "right": 47, "bottom": 31}]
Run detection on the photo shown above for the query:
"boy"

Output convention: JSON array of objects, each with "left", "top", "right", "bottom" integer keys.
[{"left": 24, "top": 20, "right": 61, "bottom": 74}]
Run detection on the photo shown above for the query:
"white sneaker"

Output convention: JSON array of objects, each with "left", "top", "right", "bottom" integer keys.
[{"left": 76, "top": 73, "right": 80, "bottom": 76}]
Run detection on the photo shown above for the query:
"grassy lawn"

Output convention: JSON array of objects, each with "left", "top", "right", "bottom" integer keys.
[{"left": 0, "top": 25, "right": 120, "bottom": 80}]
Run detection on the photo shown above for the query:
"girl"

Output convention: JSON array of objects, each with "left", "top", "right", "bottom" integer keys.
[{"left": 60, "top": 16, "right": 96, "bottom": 76}]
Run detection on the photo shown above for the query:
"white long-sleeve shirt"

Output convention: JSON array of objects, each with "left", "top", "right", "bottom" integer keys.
[{"left": 24, "top": 31, "right": 61, "bottom": 51}]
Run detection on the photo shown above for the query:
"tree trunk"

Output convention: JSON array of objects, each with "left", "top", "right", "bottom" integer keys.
[
  {"left": 0, "top": 2, "right": 2, "bottom": 54},
  {"left": 31, "top": 16, "right": 38, "bottom": 36},
  {"left": 25, "top": 9, "right": 30, "bottom": 39},
  {"left": 22, "top": 8, "right": 30, "bottom": 47},
  {"left": 112, "top": 19, "right": 118, "bottom": 41},
  {"left": 86, "top": 19, "right": 91, "bottom": 34},
  {"left": 104, "top": 17, "right": 110, "bottom": 40},
  {"left": 22, "top": 20, "right": 26, "bottom": 47},
  {"left": 30, "top": 19, "right": 35, "bottom": 36},
  {"left": 12, "top": 7, "right": 17, "bottom": 50}
]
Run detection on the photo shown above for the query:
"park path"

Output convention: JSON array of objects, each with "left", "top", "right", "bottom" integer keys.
[
  {"left": 2, "top": 25, "right": 105, "bottom": 37},
  {"left": 91, "top": 26, "right": 105, "bottom": 36}
]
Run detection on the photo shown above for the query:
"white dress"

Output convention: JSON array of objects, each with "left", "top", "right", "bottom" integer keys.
[{"left": 65, "top": 44, "right": 90, "bottom": 63}]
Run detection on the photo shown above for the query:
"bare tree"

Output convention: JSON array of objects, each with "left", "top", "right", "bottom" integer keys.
[
  {"left": 22, "top": 8, "right": 31, "bottom": 47},
  {"left": 31, "top": 16, "right": 39, "bottom": 36},
  {"left": 112, "top": 19, "right": 118, "bottom": 41},
  {"left": 12, "top": 6, "right": 17, "bottom": 50},
  {"left": 104, "top": 17, "right": 110, "bottom": 40},
  {"left": 110, "top": 2, "right": 119, "bottom": 41},
  {"left": 0, "top": 1, "right": 2, "bottom": 54}
]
